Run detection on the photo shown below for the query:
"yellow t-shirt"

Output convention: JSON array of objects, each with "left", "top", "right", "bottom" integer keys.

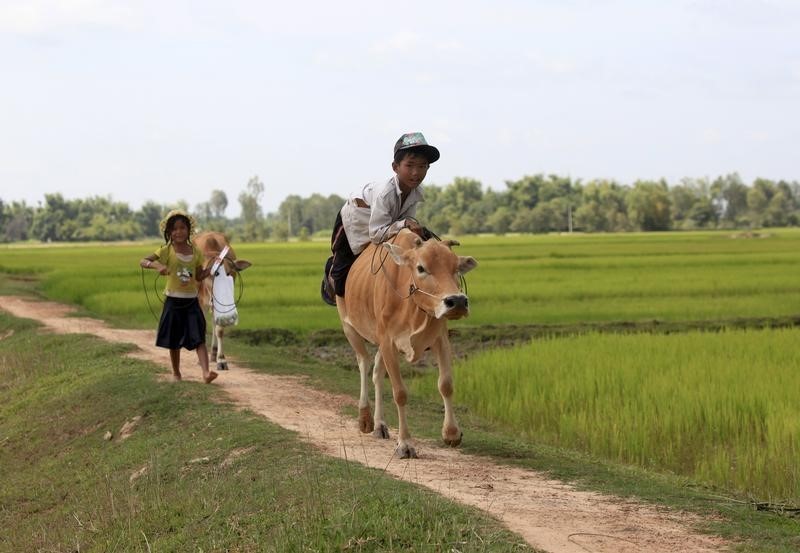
[{"left": 154, "top": 243, "right": 204, "bottom": 298}]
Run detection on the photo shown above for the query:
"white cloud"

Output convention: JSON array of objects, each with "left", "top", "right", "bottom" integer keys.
[
  {"left": 699, "top": 128, "right": 722, "bottom": 145},
  {"left": 0, "top": 0, "right": 134, "bottom": 35},
  {"left": 370, "top": 31, "right": 423, "bottom": 55}
]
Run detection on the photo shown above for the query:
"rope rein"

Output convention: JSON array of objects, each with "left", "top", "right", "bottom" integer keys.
[
  {"left": 367, "top": 222, "right": 468, "bottom": 317},
  {"left": 140, "top": 250, "right": 245, "bottom": 321}
]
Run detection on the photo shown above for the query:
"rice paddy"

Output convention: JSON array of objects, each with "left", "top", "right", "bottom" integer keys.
[{"left": 3, "top": 228, "right": 800, "bottom": 502}]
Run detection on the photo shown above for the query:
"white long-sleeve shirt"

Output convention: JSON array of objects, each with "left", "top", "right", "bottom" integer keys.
[{"left": 340, "top": 175, "right": 424, "bottom": 255}]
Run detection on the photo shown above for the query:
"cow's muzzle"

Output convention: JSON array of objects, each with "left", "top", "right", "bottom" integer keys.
[{"left": 442, "top": 294, "right": 469, "bottom": 319}]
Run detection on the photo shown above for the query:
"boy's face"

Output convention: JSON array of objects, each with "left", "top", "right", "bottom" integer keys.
[{"left": 393, "top": 153, "right": 430, "bottom": 193}]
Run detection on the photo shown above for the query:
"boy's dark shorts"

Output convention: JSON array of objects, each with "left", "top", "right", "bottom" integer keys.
[{"left": 156, "top": 296, "right": 207, "bottom": 350}]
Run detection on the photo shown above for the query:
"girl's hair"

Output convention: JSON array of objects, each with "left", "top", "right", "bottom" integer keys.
[{"left": 163, "top": 214, "right": 192, "bottom": 244}]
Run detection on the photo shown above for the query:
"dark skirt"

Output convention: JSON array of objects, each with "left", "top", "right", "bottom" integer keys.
[{"left": 156, "top": 296, "right": 207, "bottom": 350}]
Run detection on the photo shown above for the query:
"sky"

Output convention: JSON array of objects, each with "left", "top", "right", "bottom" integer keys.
[{"left": 1, "top": 0, "right": 798, "bottom": 217}]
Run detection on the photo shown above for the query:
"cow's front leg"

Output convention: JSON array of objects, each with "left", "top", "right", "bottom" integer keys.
[
  {"left": 380, "top": 341, "right": 417, "bottom": 459},
  {"left": 432, "top": 336, "right": 462, "bottom": 447},
  {"left": 215, "top": 325, "right": 228, "bottom": 370},
  {"left": 210, "top": 319, "right": 218, "bottom": 362},
  {"left": 371, "top": 350, "right": 389, "bottom": 439}
]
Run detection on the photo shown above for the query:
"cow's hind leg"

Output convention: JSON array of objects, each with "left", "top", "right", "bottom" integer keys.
[
  {"left": 379, "top": 341, "right": 417, "bottom": 459},
  {"left": 432, "top": 336, "right": 462, "bottom": 447},
  {"left": 342, "top": 323, "right": 374, "bottom": 434}
]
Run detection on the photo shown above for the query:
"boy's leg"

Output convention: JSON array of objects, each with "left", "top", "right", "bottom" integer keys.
[
  {"left": 322, "top": 212, "right": 346, "bottom": 304},
  {"left": 169, "top": 349, "right": 182, "bottom": 381},
  {"left": 329, "top": 213, "right": 356, "bottom": 297},
  {"left": 321, "top": 255, "right": 337, "bottom": 305},
  {"left": 197, "top": 343, "right": 218, "bottom": 383},
  {"left": 330, "top": 244, "right": 356, "bottom": 297}
]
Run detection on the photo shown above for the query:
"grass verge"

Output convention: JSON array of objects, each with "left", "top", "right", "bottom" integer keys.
[
  {"left": 0, "top": 311, "right": 534, "bottom": 552},
  {"left": 228, "top": 330, "right": 800, "bottom": 553}
]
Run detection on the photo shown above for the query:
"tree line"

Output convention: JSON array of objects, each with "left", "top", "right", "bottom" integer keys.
[{"left": 1, "top": 173, "right": 798, "bottom": 243}]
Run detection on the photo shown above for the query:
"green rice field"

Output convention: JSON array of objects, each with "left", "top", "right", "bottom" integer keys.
[
  {"left": 413, "top": 327, "right": 800, "bottom": 502},
  {"left": 2, "top": 228, "right": 800, "bottom": 503},
  {"left": 3, "top": 228, "right": 800, "bottom": 332}
]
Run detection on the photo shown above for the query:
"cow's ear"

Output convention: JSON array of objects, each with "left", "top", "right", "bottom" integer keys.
[
  {"left": 234, "top": 259, "right": 252, "bottom": 272},
  {"left": 443, "top": 239, "right": 460, "bottom": 249},
  {"left": 384, "top": 242, "right": 409, "bottom": 265},
  {"left": 458, "top": 256, "right": 478, "bottom": 274}
]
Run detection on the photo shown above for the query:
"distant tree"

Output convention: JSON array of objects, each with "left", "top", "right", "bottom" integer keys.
[
  {"left": 238, "top": 176, "right": 265, "bottom": 241},
  {"left": 746, "top": 180, "right": 771, "bottom": 227},
  {"left": 626, "top": 180, "right": 671, "bottom": 231},
  {"left": 209, "top": 190, "right": 228, "bottom": 219},
  {"left": 711, "top": 173, "right": 748, "bottom": 226},
  {"left": 415, "top": 184, "right": 450, "bottom": 232},
  {"left": 298, "top": 193, "right": 344, "bottom": 236},
  {"left": 765, "top": 181, "right": 792, "bottom": 227},
  {"left": 505, "top": 175, "right": 542, "bottom": 210},
  {"left": 137, "top": 201, "right": 167, "bottom": 237},
  {"left": 486, "top": 206, "right": 513, "bottom": 234},
  {"left": 574, "top": 179, "right": 628, "bottom": 232},
  {"left": 4, "top": 205, "right": 32, "bottom": 241},
  {"left": 30, "top": 194, "right": 67, "bottom": 241},
  {"left": 0, "top": 200, "right": 33, "bottom": 242},
  {"left": 509, "top": 208, "right": 535, "bottom": 233},
  {"left": 669, "top": 178, "right": 716, "bottom": 229},
  {"left": 272, "top": 220, "right": 289, "bottom": 242},
  {"left": 686, "top": 197, "right": 716, "bottom": 229},
  {"left": 278, "top": 195, "right": 303, "bottom": 237},
  {"left": 530, "top": 199, "right": 569, "bottom": 233}
]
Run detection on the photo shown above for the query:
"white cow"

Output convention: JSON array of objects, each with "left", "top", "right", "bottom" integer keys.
[{"left": 195, "top": 231, "right": 251, "bottom": 370}]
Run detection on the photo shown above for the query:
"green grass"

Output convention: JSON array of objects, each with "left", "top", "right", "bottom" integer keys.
[
  {"left": 220, "top": 328, "right": 800, "bottom": 553},
  {"left": 3, "top": 229, "right": 800, "bottom": 331},
  {"left": 0, "top": 311, "right": 533, "bottom": 552},
  {"left": 411, "top": 328, "right": 800, "bottom": 503},
  {"left": 4, "top": 231, "right": 800, "bottom": 551}
]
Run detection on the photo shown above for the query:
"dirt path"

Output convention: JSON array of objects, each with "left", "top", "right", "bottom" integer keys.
[{"left": 0, "top": 296, "right": 729, "bottom": 553}]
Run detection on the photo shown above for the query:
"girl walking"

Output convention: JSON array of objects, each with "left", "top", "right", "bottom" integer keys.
[{"left": 140, "top": 209, "right": 217, "bottom": 383}]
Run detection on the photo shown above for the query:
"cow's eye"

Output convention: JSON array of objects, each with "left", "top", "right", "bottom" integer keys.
[{"left": 416, "top": 264, "right": 426, "bottom": 274}]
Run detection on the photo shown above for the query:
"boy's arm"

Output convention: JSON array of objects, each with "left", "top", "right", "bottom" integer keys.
[{"left": 368, "top": 197, "right": 407, "bottom": 244}]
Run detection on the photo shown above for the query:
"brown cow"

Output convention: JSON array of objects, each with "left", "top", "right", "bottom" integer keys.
[
  {"left": 195, "top": 231, "right": 251, "bottom": 371},
  {"left": 336, "top": 229, "right": 478, "bottom": 458}
]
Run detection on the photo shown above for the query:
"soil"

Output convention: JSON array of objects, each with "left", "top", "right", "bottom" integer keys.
[{"left": 0, "top": 296, "right": 730, "bottom": 553}]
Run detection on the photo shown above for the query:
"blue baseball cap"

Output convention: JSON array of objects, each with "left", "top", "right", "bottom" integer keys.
[{"left": 394, "top": 132, "right": 440, "bottom": 163}]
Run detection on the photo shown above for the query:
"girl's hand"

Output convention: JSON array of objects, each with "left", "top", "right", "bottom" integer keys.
[{"left": 158, "top": 264, "right": 169, "bottom": 276}]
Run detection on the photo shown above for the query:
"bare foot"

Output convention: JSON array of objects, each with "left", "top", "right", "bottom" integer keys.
[
  {"left": 173, "top": 372, "right": 182, "bottom": 381},
  {"left": 204, "top": 371, "right": 218, "bottom": 384}
]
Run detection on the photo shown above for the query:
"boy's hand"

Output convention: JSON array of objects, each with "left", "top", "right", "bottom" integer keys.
[{"left": 405, "top": 219, "right": 423, "bottom": 236}]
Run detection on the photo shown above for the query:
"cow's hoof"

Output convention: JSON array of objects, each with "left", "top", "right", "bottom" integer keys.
[
  {"left": 443, "top": 428, "right": 463, "bottom": 447},
  {"left": 358, "top": 407, "right": 374, "bottom": 433},
  {"left": 217, "top": 361, "right": 228, "bottom": 371},
  {"left": 372, "top": 423, "right": 390, "bottom": 440},
  {"left": 396, "top": 444, "right": 418, "bottom": 459}
]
